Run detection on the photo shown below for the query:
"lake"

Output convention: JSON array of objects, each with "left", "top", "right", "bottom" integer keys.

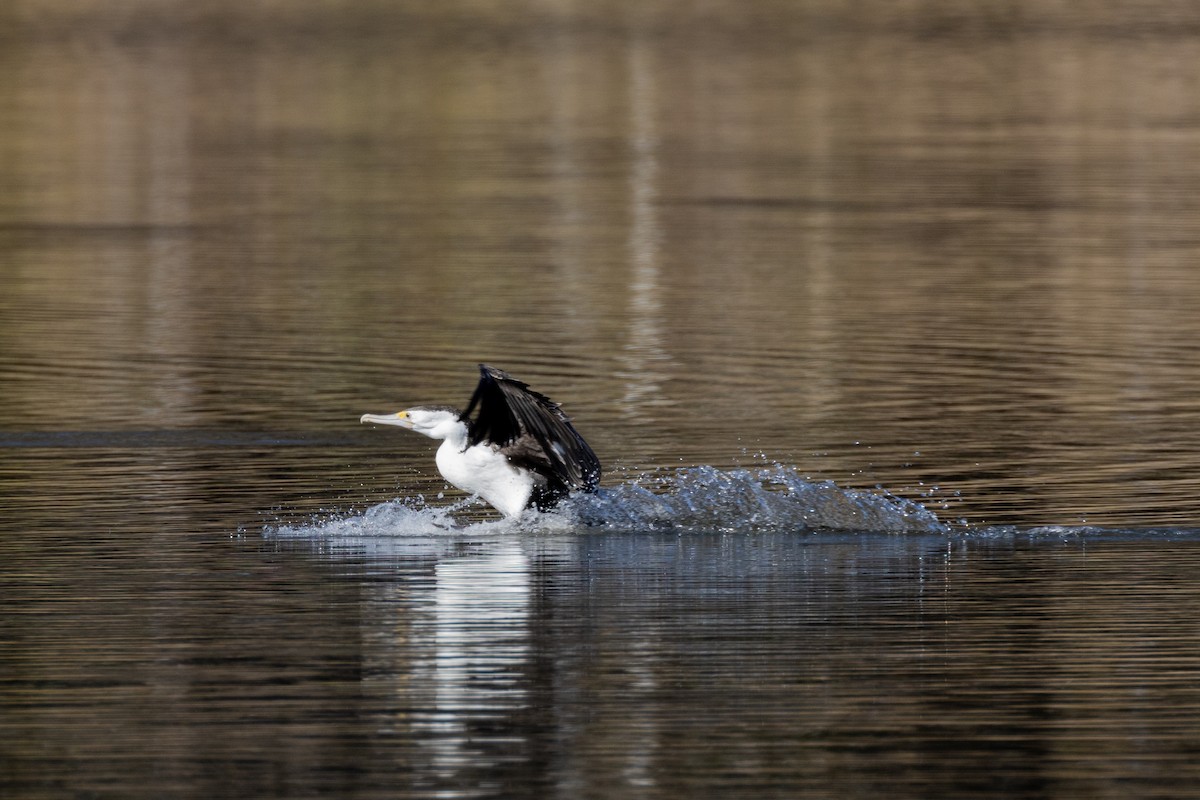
[{"left": 4, "top": 1, "right": 1200, "bottom": 797}]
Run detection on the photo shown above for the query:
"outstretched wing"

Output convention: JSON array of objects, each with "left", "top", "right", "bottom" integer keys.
[{"left": 461, "top": 364, "right": 601, "bottom": 492}]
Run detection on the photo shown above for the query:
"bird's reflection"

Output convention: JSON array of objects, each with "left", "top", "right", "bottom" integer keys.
[
  {"left": 362, "top": 540, "right": 533, "bottom": 788},
  {"left": 428, "top": 541, "right": 531, "bottom": 716}
]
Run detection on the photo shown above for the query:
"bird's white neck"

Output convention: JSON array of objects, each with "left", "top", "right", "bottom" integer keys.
[{"left": 437, "top": 420, "right": 469, "bottom": 449}]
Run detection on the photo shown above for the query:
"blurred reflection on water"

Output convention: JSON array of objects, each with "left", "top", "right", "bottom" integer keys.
[
  {"left": 4, "top": 1, "right": 1200, "bottom": 797},
  {"left": 5, "top": 0, "right": 1200, "bottom": 525},
  {"left": 7, "top": 520, "right": 1200, "bottom": 798}
]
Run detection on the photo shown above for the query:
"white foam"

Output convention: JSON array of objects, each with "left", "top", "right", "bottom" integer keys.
[{"left": 265, "top": 464, "right": 948, "bottom": 540}]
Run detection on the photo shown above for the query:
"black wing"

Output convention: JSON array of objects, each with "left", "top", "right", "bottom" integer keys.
[{"left": 461, "top": 364, "right": 601, "bottom": 492}]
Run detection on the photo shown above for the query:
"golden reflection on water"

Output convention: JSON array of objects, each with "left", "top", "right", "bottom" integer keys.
[{"left": 4, "top": 2, "right": 1200, "bottom": 525}]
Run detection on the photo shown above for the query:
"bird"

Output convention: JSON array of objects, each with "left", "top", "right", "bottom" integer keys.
[{"left": 360, "top": 364, "right": 601, "bottom": 517}]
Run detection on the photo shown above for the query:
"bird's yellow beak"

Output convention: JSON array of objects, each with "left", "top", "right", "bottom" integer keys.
[{"left": 360, "top": 410, "right": 414, "bottom": 428}]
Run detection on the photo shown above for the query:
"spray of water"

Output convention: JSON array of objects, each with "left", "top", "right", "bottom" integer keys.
[{"left": 266, "top": 464, "right": 948, "bottom": 539}]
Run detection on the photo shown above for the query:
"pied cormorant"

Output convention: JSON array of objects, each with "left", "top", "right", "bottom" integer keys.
[{"left": 360, "top": 364, "right": 601, "bottom": 517}]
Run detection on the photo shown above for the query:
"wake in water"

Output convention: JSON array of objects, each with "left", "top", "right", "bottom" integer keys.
[{"left": 267, "top": 464, "right": 948, "bottom": 538}]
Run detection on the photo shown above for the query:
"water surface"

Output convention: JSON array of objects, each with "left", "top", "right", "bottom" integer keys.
[{"left": 4, "top": 1, "right": 1200, "bottom": 797}]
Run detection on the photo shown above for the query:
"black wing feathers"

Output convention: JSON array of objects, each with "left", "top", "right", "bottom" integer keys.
[{"left": 461, "top": 364, "right": 601, "bottom": 493}]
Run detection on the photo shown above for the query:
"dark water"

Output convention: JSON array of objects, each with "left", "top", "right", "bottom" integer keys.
[{"left": 5, "top": 1, "right": 1200, "bottom": 797}]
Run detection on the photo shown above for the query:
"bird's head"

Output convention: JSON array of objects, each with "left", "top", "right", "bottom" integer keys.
[{"left": 360, "top": 405, "right": 466, "bottom": 441}]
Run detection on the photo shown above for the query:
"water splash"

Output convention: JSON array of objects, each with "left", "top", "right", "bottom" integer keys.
[
  {"left": 267, "top": 495, "right": 514, "bottom": 539},
  {"left": 267, "top": 464, "right": 947, "bottom": 539},
  {"left": 568, "top": 465, "right": 947, "bottom": 533}
]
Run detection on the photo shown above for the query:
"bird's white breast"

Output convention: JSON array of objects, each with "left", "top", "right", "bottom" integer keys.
[{"left": 435, "top": 440, "right": 534, "bottom": 517}]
